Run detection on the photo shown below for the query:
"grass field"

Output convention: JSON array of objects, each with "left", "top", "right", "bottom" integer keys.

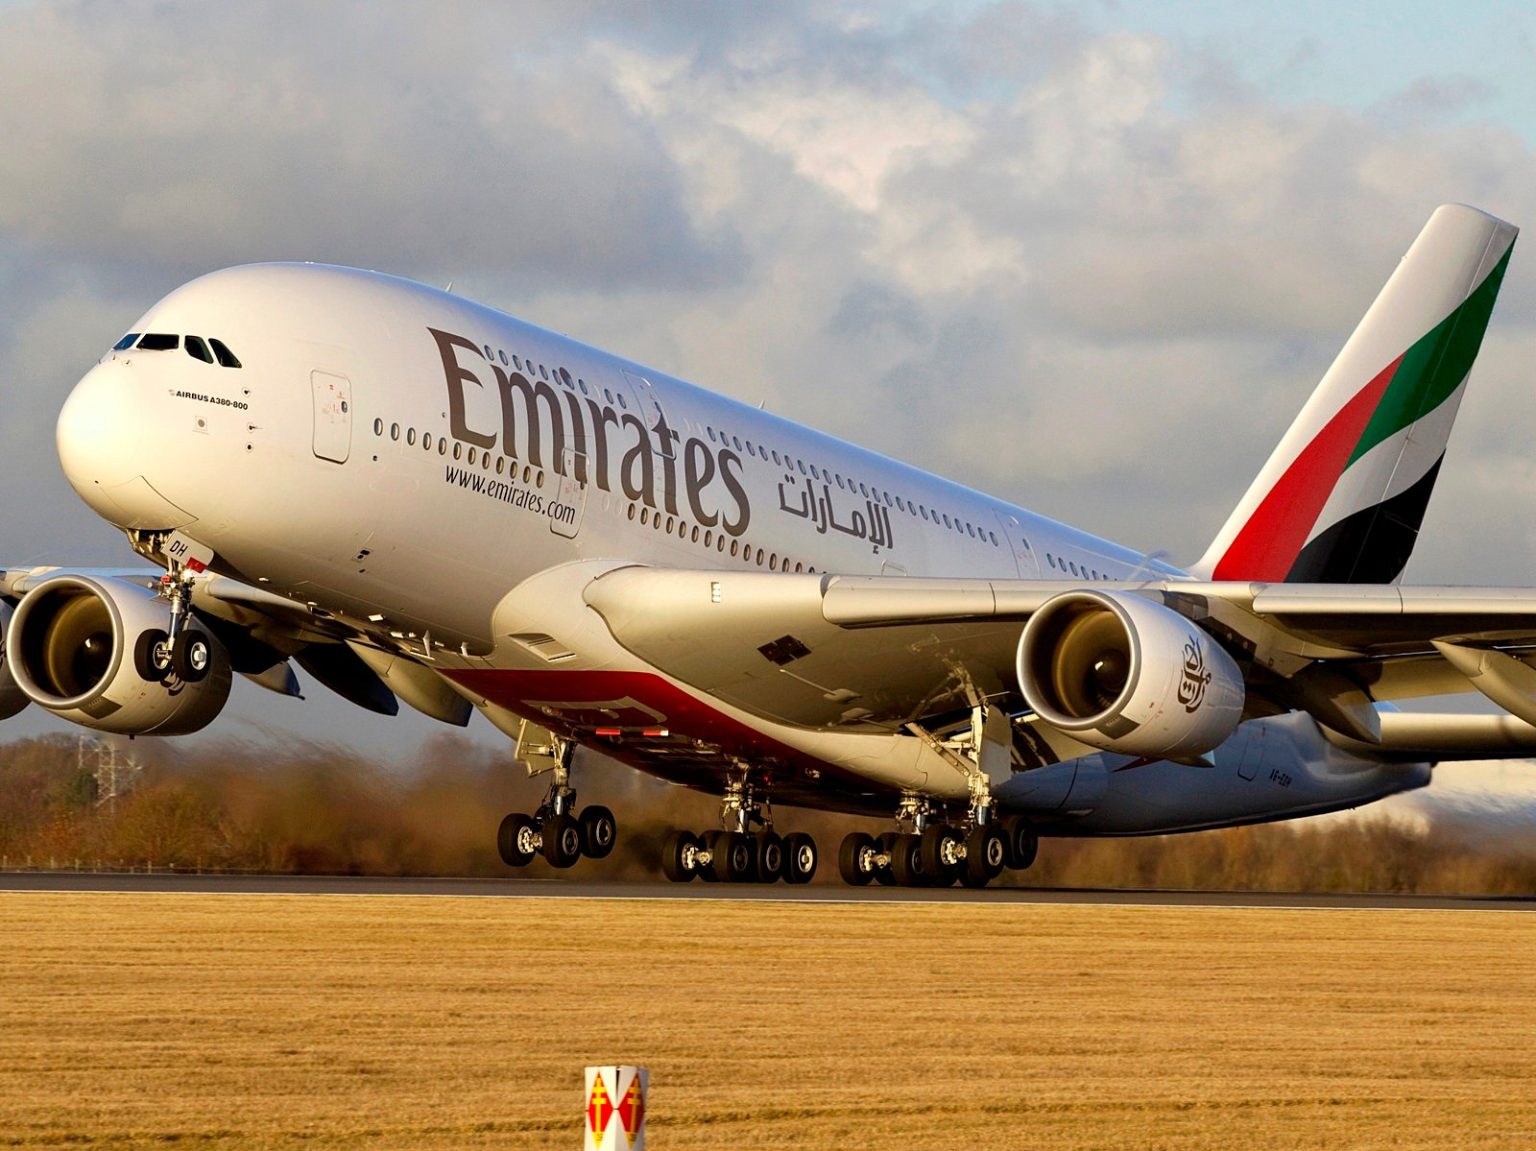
[{"left": 2, "top": 894, "right": 1534, "bottom": 1149}]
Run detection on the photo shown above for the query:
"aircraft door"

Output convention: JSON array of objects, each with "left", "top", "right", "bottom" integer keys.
[
  {"left": 312, "top": 371, "right": 352, "bottom": 463},
  {"left": 1236, "top": 722, "right": 1265, "bottom": 781},
  {"left": 996, "top": 512, "right": 1041, "bottom": 577},
  {"left": 550, "top": 447, "right": 588, "bottom": 539}
]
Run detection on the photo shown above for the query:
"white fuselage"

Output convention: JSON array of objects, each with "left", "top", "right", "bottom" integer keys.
[{"left": 54, "top": 263, "right": 1429, "bottom": 829}]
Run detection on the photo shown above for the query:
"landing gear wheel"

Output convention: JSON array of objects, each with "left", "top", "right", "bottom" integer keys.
[
  {"left": 133, "top": 629, "right": 174, "bottom": 683},
  {"left": 838, "top": 831, "right": 877, "bottom": 886},
  {"left": 961, "top": 824, "right": 1008, "bottom": 888},
  {"left": 1007, "top": 818, "right": 1039, "bottom": 871},
  {"left": 889, "top": 832, "right": 922, "bottom": 887},
  {"left": 784, "top": 832, "right": 817, "bottom": 884},
  {"left": 873, "top": 832, "right": 899, "bottom": 886},
  {"left": 756, "top": 831, "right": 785, "bottom": 884},
  {"left": 171, "top": 631, "right": 211, "bottom": 683},
  {"left": 579, "top": 805, "right": 617, "bottom": 859},
  {"left": 698, "top": 830, "right": 723, "bottom": 882},
  {"left": 711, "top": 830, "right": 755, "bottom": 882},
  {"left": 541, "top": 813, "right": 583, "bottom": 868},
  {"left": 919, "top": 824, "right": 962, "bottom": 887},
  {"left": 662, "top": 830, "right": 700, "bottom": 882},
  {"left": 497, "top": 812, "right": 538, "bottom": 868}
]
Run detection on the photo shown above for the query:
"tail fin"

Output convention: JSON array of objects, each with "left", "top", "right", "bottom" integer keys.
[{"left": 1194, "top": 204, "right": 1517, "bottom": 584}]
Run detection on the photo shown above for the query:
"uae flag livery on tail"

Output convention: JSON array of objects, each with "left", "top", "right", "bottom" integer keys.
[{"left": 1197, "top": 204, "right": 1517, "bottom": 584}]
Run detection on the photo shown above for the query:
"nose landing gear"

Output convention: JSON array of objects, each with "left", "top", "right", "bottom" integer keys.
[{"left": 131, "top": 533, "right": 214, "bottom": 685}]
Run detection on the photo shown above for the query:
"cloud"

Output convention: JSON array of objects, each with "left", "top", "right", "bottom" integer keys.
[{"left": 5, "top": 0, "right": 1536, "bottom": 753}]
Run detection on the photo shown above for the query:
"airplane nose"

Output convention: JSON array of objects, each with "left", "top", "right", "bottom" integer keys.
[{"left": 57, "top": 364, "right": 196, "bottom": 530}]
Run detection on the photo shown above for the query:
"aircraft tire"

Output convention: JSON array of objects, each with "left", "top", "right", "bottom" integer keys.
[
  {"left": 1008, "top": 818, "right": 1039, "bottom": 871},
  {"left": 133, "top": 629, "right": 173, "bottom": 683},
  {"left": 838, "top": 831, "right": 876, "bottom": 886},
  {"left": 541, "top": 813, "right": 583, "bottom": 868},
  {"left": 784, "top": 832, "right": 817, "bottom": 885},
  {"left": 961, "top": 824, "right": 1007, "bottom": 888},
  {"left": 713, "top": 831, "right": 754, "bottom": 882},
  {"left": 497, "top": 812, "right": 538, "bottom": 868},
  {"left": 889, "top": 833, "right": 921, "bottom": 886},
  {"left": 171, "top": 631, "right": 211, "bottom": 683},
  {"left": 579, "top": 805, "right": 617, "bottom": 859},
  {"left": 661, "top": 830, "right": 699, "bottom": 883},
  {"left": 756, "top": 831, "right": 785, "bottom": 883},
  {"left": 698, "top": 830, "right": 723, "bottom": 881},
  {"left": 919, "top": 824, "right": 962, "bottom": 886}
]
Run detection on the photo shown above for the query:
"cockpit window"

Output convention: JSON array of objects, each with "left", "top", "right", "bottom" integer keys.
[
  {"left": 208, "top": 337, "right": 242, "bottom": 368},
  {"left": 112, "top": 333, "right": 139, "bottom": 351},
  {"left": 184, "top": 335, "right": 214, "bottom": 364},
  {"left": 136, "top": 333, "right": 179, "bottom": 351}
]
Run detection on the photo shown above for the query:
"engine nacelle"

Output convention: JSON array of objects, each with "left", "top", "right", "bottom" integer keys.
[
  {"left": 4, "top": 574, "right": 231, "bottom": 736},
  {"left": 0, "top": 600, "right": 29, "bottom": 721},
  {"left": 1016, "top": 589, "right": 1243, "bottom": 760}
]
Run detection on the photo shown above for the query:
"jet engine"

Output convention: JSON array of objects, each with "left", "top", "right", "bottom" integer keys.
[
  {"left": 0, "top": 600, "right": 29, "bottom": 721},
  {"left": 1016, "top": 589, "right": 1243, "bottom": 760},
  {"left": 4, "top": 574, "right": 231, "bottom": 735}
]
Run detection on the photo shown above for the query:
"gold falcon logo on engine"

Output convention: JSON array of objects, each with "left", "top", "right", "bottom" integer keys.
[{"left": 1178, "top": 635, "right": 1213, "bottom": 713}]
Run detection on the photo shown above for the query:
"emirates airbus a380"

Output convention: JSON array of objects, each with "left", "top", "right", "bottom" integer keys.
[{"left": 3, "top": 204, "right": 1532, "bottom": 887}]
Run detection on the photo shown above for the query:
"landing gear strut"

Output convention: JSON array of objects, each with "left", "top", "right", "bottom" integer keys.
[
  {"left": 661, "top": 773, "right": 817, "bottom": 885},
  {"left": 496, "top": 725, "right": 617, "bottom": 870},
  {"left": 131, "top": 533, "right": 213, "bottom": 685}
]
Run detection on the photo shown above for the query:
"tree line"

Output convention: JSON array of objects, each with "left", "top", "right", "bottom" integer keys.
[{"left": 1, "top": 733, "right": 1533, "bottom": 893}]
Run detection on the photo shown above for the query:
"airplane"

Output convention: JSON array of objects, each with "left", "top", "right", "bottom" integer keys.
[{"left": 3, "top": 202, "right": 1533, "bottom": 888}]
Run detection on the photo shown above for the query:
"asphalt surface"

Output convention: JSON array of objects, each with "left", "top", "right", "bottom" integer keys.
[{"left": 1, "top": 871, "right": 1531, "bottom": 910}]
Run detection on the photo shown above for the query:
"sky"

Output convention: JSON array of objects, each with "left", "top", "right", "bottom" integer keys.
[{"left": 4, "top": 0, "right": 1536, "bottom": 816}]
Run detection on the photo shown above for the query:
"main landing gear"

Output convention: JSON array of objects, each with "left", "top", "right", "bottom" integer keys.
[
  {"left": 661, "top": 777, "right": 818, "bottom": 885},
  {"left": 837, "top": 801, "right": 1039, "bottom": 889},
  {"left": 497, "top": 729, "right": 616, "bottom": 870}
]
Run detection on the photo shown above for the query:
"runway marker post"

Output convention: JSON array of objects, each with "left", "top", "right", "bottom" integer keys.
[{"left": 584, "top": 1065, "right": 647, "bottom": 1150}]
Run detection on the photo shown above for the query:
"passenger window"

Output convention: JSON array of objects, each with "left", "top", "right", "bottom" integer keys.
[
  {"left": 184, "top": 336, "right": 214, "bottom": 363},
  {"left": 208, "top": 338, "right": 241, "bottom": 368},
  {"left": 407, "top": 428, "right": 417, "bottom": 446},
  {"left": 772, "top": 450, "right": 781, "bottom": 465},
  {"left": 136, "top": 333, "right": 179, "bottom": 351},
  {"left": 113, "top": 333, "right": 139, "bottom": 351}
]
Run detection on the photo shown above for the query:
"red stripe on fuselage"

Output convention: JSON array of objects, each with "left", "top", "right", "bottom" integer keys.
[
  {"left": 1212, "top": 355, "right": 1402, "bottom": 581},
  {"left": 442, "top": 666, "right": 845, "bottom": 778}
]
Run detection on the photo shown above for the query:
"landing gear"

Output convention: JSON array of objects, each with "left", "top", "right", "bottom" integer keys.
[
  {"left": 495, "top": 731, "right": 618, "bottom": 872},
  {"left": 660, "top": 774, "right": 817, "bottom": 884},
  {"left": 838, "top": 795, "right": 1040, "bottom": 889}
]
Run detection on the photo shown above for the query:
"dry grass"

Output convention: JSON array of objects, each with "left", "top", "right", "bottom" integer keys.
[{"left": 1, "top": 894, "right": 1535, "bottom": 1149}]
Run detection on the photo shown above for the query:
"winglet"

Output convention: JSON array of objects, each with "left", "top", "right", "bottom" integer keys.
[{"left": 1194, "top": 204, "right": 1517, "bottom": 584}]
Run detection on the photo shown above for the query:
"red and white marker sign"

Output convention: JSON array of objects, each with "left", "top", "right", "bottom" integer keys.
[{"left": 584, "top": 1065, "right": 647, "bottom": 1151}]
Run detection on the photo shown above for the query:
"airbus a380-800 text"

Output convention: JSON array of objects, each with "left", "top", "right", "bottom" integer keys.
[{"left": 4, "top": 204, "right": 1533, "bottom": 887}]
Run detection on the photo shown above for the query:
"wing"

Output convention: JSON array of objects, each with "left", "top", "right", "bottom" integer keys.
[{"left": 582, "top": 567, "right": 1536, "bottom": 760}]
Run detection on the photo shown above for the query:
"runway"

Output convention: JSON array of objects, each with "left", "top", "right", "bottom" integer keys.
[{"left": 2, "top": 870, "right": 1531, "bottom": 910}]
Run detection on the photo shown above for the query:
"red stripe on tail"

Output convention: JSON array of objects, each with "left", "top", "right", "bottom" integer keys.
[{"left": 1211, "top": 355, "right": 1402, "bottom": 581}]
